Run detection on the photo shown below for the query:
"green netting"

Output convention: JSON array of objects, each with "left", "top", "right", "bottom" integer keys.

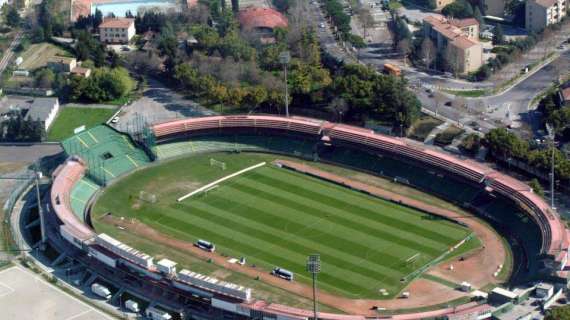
[{"left": 62, "top": 125, "right": 151, "bottom": 185}]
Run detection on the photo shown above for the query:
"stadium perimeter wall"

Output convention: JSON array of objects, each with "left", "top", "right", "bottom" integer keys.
[{"left": 48, "top": 114, "right": 570, "bottom": 320}]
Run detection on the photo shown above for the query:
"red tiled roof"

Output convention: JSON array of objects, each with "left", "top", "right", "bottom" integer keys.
[
  {"left": 238, "top": 7, "right": 288, "bottom": 30},
  {"left": 99, "top": 18, "right": 134, "bottom": 29}
]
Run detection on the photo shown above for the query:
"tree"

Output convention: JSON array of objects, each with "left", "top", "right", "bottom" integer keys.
[
  {"left": 459, "top": 133, "right": 481, "bottom": 155},
  {"left": 529, "top": 178, "right": 545, "bottom": 197},
  {"left": 442, "top": 0, "right": 473, "bottom": 18},
  {"left": 545, "top": 306, "right": 570, "bottom": 320},
  {"left": 420, "top": 38, "right": 436, "bottom": 70},
  {"left": 6, "top": 5, "right": 20, "bottom": 27},
  {"left": 34, "top": 68, "right": 55, "bottom": 88},
  {"left": 231, "top": 0, "right": 239, "bottom": 12},
  {"left": 473, "top": 6, "right": 483, "bottom": 25},
  {"left": 493, "top": 24, "right": 504, "bottom": 45}
]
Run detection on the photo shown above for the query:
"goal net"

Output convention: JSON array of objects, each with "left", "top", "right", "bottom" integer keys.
[
  {"left": 139, "top": 191, "right": 157, "bottom": 203},
  {"left": 210, "top": 158, "right": 226, "bottom": 170}
]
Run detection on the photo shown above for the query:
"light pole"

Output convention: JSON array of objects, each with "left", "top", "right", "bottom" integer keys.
[
  {"left": 546, "top": 123, "right": 556, "bottom": 209},
  {"left": 307, "top": 254, "right": 321, "bottom": 320},
  {"left": 279, "top": 51, "right": 291, "bottom": 117}
]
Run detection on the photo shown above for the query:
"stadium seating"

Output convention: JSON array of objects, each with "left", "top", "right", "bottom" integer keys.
[
  {"left": 70, "top": 177, "right": 100, "bottom": 222},
  {"left": 61, "top": 125, "right": 151, "bottom": 185}
]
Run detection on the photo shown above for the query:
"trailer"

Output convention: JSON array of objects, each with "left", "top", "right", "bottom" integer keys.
[
  {"left": 91, "top": 283, "right": 111, "bottom": 299},
  {"left": 145, "top": 306, "right": 172, "bottom": 320},
  {"left": 125, "top": 299, "right": 140, "bottom": 313}
]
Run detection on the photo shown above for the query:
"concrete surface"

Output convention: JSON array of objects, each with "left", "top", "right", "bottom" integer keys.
[{"left": 0, "top": 266, "right": 113, "bottom": 320}]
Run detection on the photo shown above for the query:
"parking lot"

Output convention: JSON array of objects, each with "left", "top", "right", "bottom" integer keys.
[{"left": 0, "top": 266, "right": 112, "bottom": 320}]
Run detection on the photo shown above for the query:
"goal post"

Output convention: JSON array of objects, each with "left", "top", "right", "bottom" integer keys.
[
  {"left": 210, "top": 158, "right": 226, "bottom": 170},
  {"left": 139, "top": 191, "right": 157, "bottom": 203}
]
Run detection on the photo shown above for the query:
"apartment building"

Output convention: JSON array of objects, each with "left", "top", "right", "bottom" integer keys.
[
  {"left": 526, "top": 0, "right": 567, "bottom": 32},
  {"left": 99, "top": 18, "right": 136, "bottom": 44},
  {"left": 423, "top": 16, "right": 483, "bottom": 74}
]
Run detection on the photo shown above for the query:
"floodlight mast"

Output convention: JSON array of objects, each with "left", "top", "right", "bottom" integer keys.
[
  {"left": 279, "top": 51, "right": 291, "bottom": 118},
  {"left": 546, "top": 123, "right": 555, "bottom": 209},
  {"left": 307, "top": 254, "right": 321, "bottom": 320}
]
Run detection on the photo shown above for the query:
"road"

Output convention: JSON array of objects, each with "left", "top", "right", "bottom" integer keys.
[
  {"left": 415, "top": 50, "right": 570, "bottom": 134},
  {"left": 0, "top": 31, "right": 23, "bottom": 75},
  {"left": 0, "top": 144, "right": 62, "bottom": 163}
]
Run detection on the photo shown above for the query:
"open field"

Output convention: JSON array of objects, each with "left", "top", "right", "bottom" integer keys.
[
  {"left": 47, "top": 107, "right": 116, "bottom": 141},
  {"left": 0, "top": 266, "right": 113, "bottom": 320},
  {"left": 93, "top": 152, "right": 474, "bottom": 299},
  {"left": 18, "top": 43, "right": 73, "bottom": 71}
]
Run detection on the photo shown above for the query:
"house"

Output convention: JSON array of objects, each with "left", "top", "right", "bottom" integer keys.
[
  {"left": 70, "top": 67, "right": 92, "bottom": 78},
  {"left": 557, "top": 81, "right": 570, "bottom": 107},
  {"left": 238, "top": 7, "right": 288, "bottom": 44},
  {"left": 99, "top": 18, "right": 136, "bottom": 44},
  {"left": 47, "top": 57, "right": 77, "bottom": 73},
  {"left": 526, "top": 0, "right": 567, "bottom": 32},
  {"left": 25, "top": 98, "right": 60, "bottom": 132},
  {"left": 423, "top": 16, "right": 483, "bottom": 74}
]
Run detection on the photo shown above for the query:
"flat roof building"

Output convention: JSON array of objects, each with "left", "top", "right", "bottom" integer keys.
[
  {"left": 526, "top": 0, "right": 567, "bottom": 32},
  {"left": 26, "top": 98, "right": 60, "bottom": 132}
]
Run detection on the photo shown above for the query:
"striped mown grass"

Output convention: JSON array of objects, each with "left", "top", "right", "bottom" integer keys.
[{"left": 93, "top": 152, "right": 474, "bottom": 299}]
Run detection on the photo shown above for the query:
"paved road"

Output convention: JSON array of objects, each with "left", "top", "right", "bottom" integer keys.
[
  {"left": 416, "top": 50, "right": 570, "bottom": 134},
  {"left": 0, "top": 144, "right": 62, "bottom": 163},
  {"left": 0, "top": 31, "right": 23, "bottom": 75}
]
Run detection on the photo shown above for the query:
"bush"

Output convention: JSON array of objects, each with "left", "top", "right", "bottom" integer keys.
[{"left": 459, "top": 133, "right": 481, "bottom": 155}]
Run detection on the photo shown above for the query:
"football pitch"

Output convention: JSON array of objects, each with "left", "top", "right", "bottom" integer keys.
[{"left": 93, "top": 153, "right": 476, "bottom": 299}]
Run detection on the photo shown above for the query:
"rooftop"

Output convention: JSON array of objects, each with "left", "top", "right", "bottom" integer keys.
[
  {"left": 26, "top": 98, "right": 59, "bottom": 121},
  {"left": 99, "top": 18, "right": 135, "bottom": 29},
  {"left": 533, "top": 0, "right": 558, "bottom": 8},
  {"left": 424, "top": 15, "right": 479, "bottom": 49},
  {"left": 450, "top": 17, "right": 479, "bottom": 28},
  {"left": 238, "top": 7, "right": 288, "bottom": 30}
]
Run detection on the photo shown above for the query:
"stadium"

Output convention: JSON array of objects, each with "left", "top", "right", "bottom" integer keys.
[{"left": 48, "top": 115, "right": 570, "bottom": 319}]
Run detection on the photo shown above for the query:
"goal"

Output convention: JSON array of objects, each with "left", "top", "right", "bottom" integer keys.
[
  {"left": 139, "top": 191, "right": 157, "bottom": 203},
  {"left": 210, "top": 158, "right": 226, "bottom": 170}
]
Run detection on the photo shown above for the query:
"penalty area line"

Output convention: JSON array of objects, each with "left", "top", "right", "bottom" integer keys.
[{"left": 177, "top": 162, "right": 266, "bottom": 202}]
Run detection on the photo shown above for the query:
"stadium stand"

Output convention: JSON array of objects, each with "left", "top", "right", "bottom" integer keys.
[
  {"left": 48, "top": 114, "right": 568, "bottom": 320},
  {"left": 61, "top": 125, "right": 150, "bottom": 185}
]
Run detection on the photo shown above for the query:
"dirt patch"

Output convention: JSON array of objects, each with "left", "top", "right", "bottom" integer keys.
[{"left": 211, "top": 269, "right": 232, "bottom": 279}]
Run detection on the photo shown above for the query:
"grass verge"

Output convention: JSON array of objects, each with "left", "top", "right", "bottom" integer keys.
[{"left": 47, "top": 107, "right": 116, "bottom": 141}]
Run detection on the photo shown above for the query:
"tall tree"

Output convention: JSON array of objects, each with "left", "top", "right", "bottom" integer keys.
[
  {"left": 6, "top": 6, "right": 20, "bottom": 27},
  {"left": 493, "top": 24, "right": 504, "bottom": 45},
  {"left": 231, "top": 0, "right": 238, "bottom": 13}
]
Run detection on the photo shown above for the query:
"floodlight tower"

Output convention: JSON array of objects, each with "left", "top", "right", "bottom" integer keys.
[
  {"left": 546, "top": 123, "right": 556, "bottom": 209},
  {"left": 279, "top": 51, "right": 291, "bottom": 118},
  {"left": 307, "top": 254, "right": 321, "bottom": 320}
]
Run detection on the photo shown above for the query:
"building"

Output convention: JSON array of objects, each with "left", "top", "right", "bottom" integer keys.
[
  {"left": 484, "top": 0, "right": 506, "bottom": 17},
  {"left": 47, "top": 57, "right": 77, "bottom": 73},
  {"left": 70, "top": 67, "right": 92, "bottom": 78},
  {"left": 26, "top": 98, "right": 60, "bottom": 132},
  {"left": 489, "top": 287, "right": 518, "bottom": 305},
  {"left": 99, "top": 18, "right": 136, "bottom": 44},
  {"left": 535, "top": 283, "right": 554, "bottom": 300},
  {"left": 526, "top": 0, "right": 567, "bottom": 32},
  {"left": 238, "top": 7, "right": 288, "bottom": 43},
  {"left": 424, "top": 16, "right": 483, "bottom": 74}
]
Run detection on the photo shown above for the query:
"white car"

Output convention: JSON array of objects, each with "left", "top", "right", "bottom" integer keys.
[
  {"left": 319, "top": 23, "right": 326, "bottom": 29},
  {"left": 111, "top": 116, "right": 120, "bottom": 124}
]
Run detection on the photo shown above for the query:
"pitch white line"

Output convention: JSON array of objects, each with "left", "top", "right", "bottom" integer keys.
[
  {"left": 64, "top": 309, "right": 93, "bottom": 320},
  {"left": 0, "top": 281, "right": 15, "bottom": 299}
]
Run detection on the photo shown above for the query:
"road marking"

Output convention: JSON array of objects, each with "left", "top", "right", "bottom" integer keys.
[
  {"left": 64, "top": 309, "right": 93, "bottom": 320},
  {"left": 0, "top": 281, "right": 15, "bottom": 299}
]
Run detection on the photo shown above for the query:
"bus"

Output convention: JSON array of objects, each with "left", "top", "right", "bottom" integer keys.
[
  {"left": 195, "top": 239, "right": 216, "bottom": 252},
  {"left": 272, "top": 267, "right": 294, "bottom": 281},
  {"left": 383, "top": 63, "right": 401, "bottom": 76}
]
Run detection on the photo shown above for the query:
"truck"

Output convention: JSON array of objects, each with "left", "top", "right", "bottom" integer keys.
[
  {"left": 91, "top": 283, "right": 111, "bottom": 300},
  {"left": 125, "top": 299, "right": 140, "bottom": 313},
  {"left": 383, "top": 63, "right": 401, "bottom": 76},
  {"left": 145, "top": 306, "right": 172, "bottom": 320}
]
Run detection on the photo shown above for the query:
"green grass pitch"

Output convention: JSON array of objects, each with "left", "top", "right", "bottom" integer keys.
[
  {"left": 93, "top": 152, "right": 477, "bottom": 299},
  {"left": 47, "top": 107, "right": 117, "bottom": 141}
]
